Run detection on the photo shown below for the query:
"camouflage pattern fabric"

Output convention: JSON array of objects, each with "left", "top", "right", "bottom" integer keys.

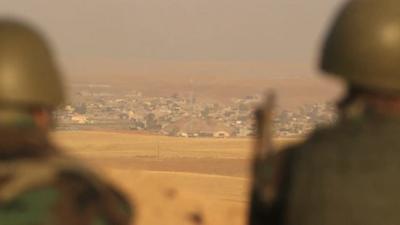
[
  {"left": 252, "top": 108, "right": 400, "bottom": 225},
  {"left": 0, "top": 129, "right": 132, "bottom": 225}
]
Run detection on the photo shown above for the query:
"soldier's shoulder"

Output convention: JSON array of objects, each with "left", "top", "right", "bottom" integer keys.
[
  {"left": 285, "top": 119, "right": 360, "bottom": 153},
  {"left": 0, "top": 155, "right": 132, "bottom": 224},
  {"left": 55, "top": 156, "right": 131, "bottom": 206},
  {"left": 51, "top": 156, "right": 132, "bottom": 212},
  {"left": 53, "top": 157, "right": 132, "bottom": 224}
]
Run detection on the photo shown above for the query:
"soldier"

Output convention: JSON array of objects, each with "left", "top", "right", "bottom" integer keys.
[
  {"left": 0, "top": 20, "right": 132, "bottom": 224},
  {"left": 249, "top": 0, "right": 400, "bottom": 225}
]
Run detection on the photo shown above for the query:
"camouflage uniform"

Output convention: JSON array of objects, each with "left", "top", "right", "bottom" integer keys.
[
  {"left": 0, "top": 129, "right": 132, "bottom": 225},
  {"left": 251, "top": 107, "right": 400, "bottom": 225},
  {"left": 249, "top": 0, "right": 400, "bottom": 224},
  {"left": 0, "top": 21, "right": 132, "bottom": 225}
]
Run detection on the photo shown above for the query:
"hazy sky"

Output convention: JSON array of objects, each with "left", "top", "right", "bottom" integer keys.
[{"left": 0, "top": 0, "right": 345, "bottom": 67}]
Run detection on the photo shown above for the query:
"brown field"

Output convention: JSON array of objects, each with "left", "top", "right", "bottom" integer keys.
[{"left": 53, "top": 131, "right": 300, "bottom": 225}]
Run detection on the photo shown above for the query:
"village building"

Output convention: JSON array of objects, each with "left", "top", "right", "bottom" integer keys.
[
  {"left": 71, "top": 115, "right": 88, "bottom": 124},
  {"left": 56, "top": 84, "right": 337, "bottom": 137}
]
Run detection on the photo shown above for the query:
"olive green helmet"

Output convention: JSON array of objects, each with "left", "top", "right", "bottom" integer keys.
[
  {"left": 0, "top": 20, "right": 64, "bottom": 108},
  {"left": 321, "top": 0, "right": 400, "bottom": 93}
]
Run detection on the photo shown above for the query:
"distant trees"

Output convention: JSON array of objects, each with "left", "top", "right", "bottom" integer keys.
[
  {"left": 201, "top": 107, "right": 210, "bottom": 118},
  {"left": 145, "top": 113, "right": 161, "bottom": 131},
  {"left": 129, "top": 119, "right": 145, "bottom": 130},
  {"left": 75, "top": 103, "right": 87, "bottom": 114}
]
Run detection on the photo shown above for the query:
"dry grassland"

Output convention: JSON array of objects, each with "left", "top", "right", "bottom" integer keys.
[{"left": 53, "top": 131, "right": 300, "bottom": 225}]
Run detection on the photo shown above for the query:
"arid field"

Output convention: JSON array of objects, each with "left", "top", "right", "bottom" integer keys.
[{"left": 53, "top": 131, "right": 300, "bottom": 225}]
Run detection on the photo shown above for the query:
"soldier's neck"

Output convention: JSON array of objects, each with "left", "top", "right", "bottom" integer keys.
[
  {"left": 340, "top": 87, "right": 400, "bottom": 119},
  {"left": 362, "top": 94, "right": 400, "bottom": 117},
  {"left": 0, "top": 128, "right": 57, "bottom": 160}
]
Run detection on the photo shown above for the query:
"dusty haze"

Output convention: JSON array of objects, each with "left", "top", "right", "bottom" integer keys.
[{"left": 1, "top": 0, "right": 347, "bottom": 106}]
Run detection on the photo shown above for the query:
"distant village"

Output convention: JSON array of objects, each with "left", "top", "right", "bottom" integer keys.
[{"left": 55, "top": 84, "right": 337, "bottom": 138}]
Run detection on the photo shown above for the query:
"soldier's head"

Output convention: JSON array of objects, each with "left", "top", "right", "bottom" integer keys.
[
  {"left": 320, "top": 0, "right": 400, "bottom": 114},
  {"left": 0, "top": 20, "right": 64, "bottom": 131}
]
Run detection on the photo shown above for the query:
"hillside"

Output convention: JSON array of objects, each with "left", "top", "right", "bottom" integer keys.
[{"left": 66, "top": 60, "right": 343, "bottom": 109}]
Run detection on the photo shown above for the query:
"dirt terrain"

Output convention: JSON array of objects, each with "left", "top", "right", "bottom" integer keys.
[{"left": 54, "top": 131, "right": 299, "bottom": 225}]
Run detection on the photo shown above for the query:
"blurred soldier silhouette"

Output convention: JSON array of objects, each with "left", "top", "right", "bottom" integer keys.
[
  {"left": 250, "top": 0, "right": 400, "bottom": 224},
  {"left": 0, "top": 20, "right": 132, "bottom": 224}
]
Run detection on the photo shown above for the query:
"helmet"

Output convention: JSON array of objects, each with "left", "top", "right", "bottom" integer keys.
[
  {"left": 321, "top": 0, "right": 400, "bottom": 93},
  {"left": 0, "top": 20, "right": 64, "bottom": 108}
]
